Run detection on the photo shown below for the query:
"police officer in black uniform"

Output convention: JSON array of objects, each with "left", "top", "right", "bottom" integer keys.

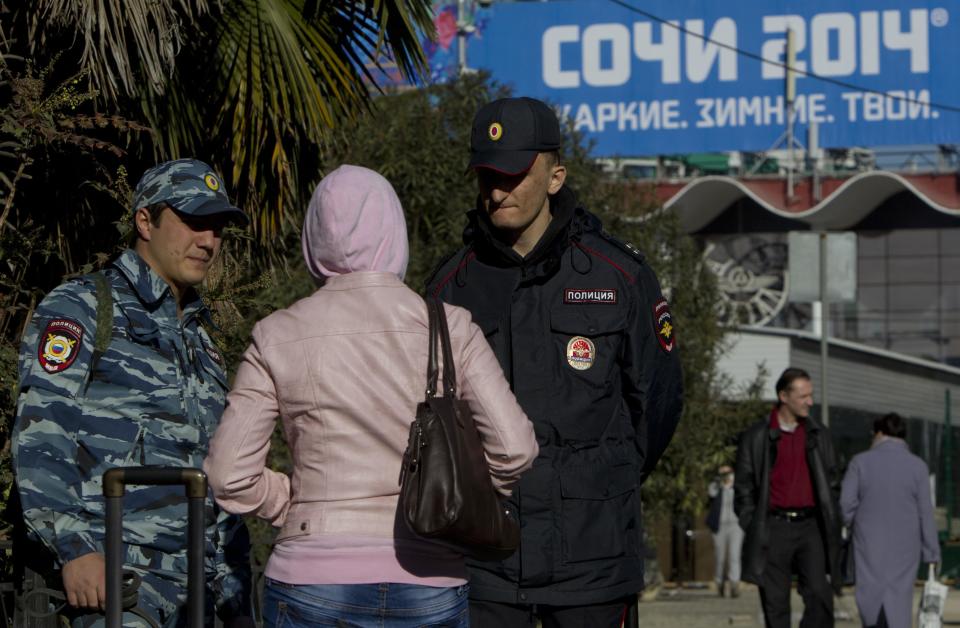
[{"left": 426, "top": 97, "right": 684, "bottom": 627}]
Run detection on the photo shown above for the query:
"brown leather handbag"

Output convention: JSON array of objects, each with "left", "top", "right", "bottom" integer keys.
[{"left": 399, "top": 296, "right": 520, "bottom": 561}]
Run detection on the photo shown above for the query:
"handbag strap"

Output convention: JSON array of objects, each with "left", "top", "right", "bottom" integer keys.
[
  {"left": 424, "top": 297, "right": 457, "bottom": 398},
  {"left": 434, "top": 297, "right": 457, "bottom": 397},
  {"left": 426, "top": 295, "right": 439, "bottom": 397}
]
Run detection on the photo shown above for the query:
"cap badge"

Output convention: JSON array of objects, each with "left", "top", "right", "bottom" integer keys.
[
  {"left": 566, "top": 336, "right": 596, "bottom": 371},
  {"left": 203, "top": 174, "right": 221, "bottom": 191},
  {"left": 38, "top": 318, "right": 83, "bottom": 373},
  {"left": 488, "top": 122, "right": 503, "bottom": 141}
]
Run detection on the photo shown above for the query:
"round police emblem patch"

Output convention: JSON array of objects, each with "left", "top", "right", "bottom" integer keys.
[
  {"left": 488, "top": 122, "right": 503, "bottom": 141},
  {"left": 566, "top": 336, "right": 596, "bottom": 371},
  {"left": 204, "top": 173, "right": 221, "bottom": 191},
  {"left": 38, "top": 318, "right": 83, "bottom": 373}
]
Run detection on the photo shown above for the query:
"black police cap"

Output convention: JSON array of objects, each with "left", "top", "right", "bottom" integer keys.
[{"left": 468, "top": 97, "right": 562, "bottom": 175}]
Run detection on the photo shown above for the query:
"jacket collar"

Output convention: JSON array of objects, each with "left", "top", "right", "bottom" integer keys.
[
  {"left": 872, "top": 436, "right": 908, "bottom": 451},
  {"left": 321, "top": 271, "right": 406, "bottom": 291},
  {"left": 465, "top": 186, "right": 582, "bottom": 275},
  {"left": 767, "top": 406, "right": 825, "bottom": 442},
  {"left": 112, "top": 248, "right": 207, "bottom": 320}
]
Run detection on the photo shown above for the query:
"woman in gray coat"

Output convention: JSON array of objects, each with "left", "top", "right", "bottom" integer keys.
[{"left": 840, "top": 413, "right": 940, "bottom": 628}]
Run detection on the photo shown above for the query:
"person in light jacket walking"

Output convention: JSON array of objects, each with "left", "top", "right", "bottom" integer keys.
[
  {"left": 204, "top": 165, "right": 539, "bottom": 628},
  {"left": 707, "top": 465, "right": 743, "bottom": 598},
  {"left": 840, "top": 412, "right": 940, "bottom": 628}
]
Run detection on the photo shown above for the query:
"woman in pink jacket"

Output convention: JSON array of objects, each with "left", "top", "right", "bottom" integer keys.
[{"left": 204, "top": 165, "right": 538, "bottom": 627}]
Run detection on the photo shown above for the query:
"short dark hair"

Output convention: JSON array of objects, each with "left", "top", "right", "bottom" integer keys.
[
  {"left": 128, "top": 202, "right": 169, "bottom": 246},
  {"left": 775, "top": 367, "right": 811, "bottom": 399},
  {"left": 874, "top": 412, "right": 907, "bottom": 438},
  {"left": 542, "top": 150, "right": 561, "bottom": 167}
]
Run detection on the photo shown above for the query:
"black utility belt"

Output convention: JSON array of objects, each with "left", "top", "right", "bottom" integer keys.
[{"left": 770, "top": 507, "right": 816, "bottom": 521}]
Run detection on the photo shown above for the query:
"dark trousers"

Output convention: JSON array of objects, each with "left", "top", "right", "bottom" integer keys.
[
  {"left": 864, "top": 606, "right": 889, "bottom": 628},
  {"left": 758, "top": 517, "right": 834, "bottom": 628},
  {"left": 470, "top": 596, "right": 634, "bottom": 628}
]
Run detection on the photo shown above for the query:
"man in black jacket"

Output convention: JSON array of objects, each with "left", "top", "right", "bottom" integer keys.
[
  {"left": 426, "top": 96, "right": 683, "bottom": 627},
  {"left": 734, "top": 367, "right": 842, "bottom": 628}
]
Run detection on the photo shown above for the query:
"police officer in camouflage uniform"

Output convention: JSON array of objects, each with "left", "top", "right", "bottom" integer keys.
[{"left": 12, "top": 159, "right": 254, "bottom": 627}]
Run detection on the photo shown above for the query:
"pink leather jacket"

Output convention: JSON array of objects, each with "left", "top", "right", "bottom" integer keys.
[{"left": 204, "top": 271, "right": 538, "bottom": 548}]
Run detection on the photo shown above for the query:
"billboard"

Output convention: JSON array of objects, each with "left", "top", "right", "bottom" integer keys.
[{"left": 455, "top": 0, "right": 960, "bottom": 155}]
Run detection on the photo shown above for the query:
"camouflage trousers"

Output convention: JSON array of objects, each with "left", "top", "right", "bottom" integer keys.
[{"left": 63, "top": 569, "right": 213, "bottom": 628}]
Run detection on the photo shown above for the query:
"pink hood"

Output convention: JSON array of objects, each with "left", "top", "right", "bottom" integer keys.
[{"left": 301, "top": 165, "right": 409, "bottom": 280}]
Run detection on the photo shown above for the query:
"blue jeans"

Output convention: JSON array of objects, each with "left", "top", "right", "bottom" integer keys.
[{"left": 263, "top": 579, "right": 470, "bottom": 627}]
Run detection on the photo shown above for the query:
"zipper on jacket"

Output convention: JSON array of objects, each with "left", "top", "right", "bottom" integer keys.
[{"left": 505, "top": 274, "right": 522, "bottom": 387}]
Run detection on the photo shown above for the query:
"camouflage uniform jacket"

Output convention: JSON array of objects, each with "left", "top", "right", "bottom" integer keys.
[{"left": 12, "top": 249, "right": 251, "bottom": 621}]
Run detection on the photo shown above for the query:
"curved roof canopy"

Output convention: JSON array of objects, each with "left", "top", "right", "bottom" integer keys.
[{"left": 661, "top": 171, "right": 960, "bottom": 233}]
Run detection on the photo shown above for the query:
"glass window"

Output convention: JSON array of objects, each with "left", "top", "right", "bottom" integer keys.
[
  {"left": 888, "top": 284, "right": 939, "bottom": 312},
  {"left": 942, "top": 256, "right": 960, "bottom": 279},
  {"left": 942, "top": 283, "right": 960, "bottom": 312},
  {"left": 887, "top": 316, "right": 937, "bottom": 335},
  {"left": 858, "top": 232, "right": 886, "bottom": 257},
  {"left": 939, "top": 229, "right": 960, "bottom": 252},
  {"left": 887, "top": 229, "right": 938, "bottom": 257},
  {"left": 858, "top": 285, "right": 886, "bottom": 312},
  {"left": 859, "top": 258, "right": 886, "bottom": 285},
  {"left": 887, "top": 256, "right": 939, "bottom": 284},
  {"left": 856, "top": 316, "right": 886, "bottom": 342}
]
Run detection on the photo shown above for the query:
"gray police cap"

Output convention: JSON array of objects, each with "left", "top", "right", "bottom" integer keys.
[{"left": 130, "top": 158, "right": 248, "bottom": 226}]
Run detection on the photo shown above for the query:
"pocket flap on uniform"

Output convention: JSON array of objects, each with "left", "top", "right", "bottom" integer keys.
[
  {"left": 550, "top": 309, "right": 627, "bottom": 337},
  {"left": 560, "top": 464, "right": 637, "bottom": 500}
]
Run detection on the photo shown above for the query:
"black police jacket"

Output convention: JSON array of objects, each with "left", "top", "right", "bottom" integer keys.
[{"left": 426, "top": 186, "right": 684, "bottom": 605}]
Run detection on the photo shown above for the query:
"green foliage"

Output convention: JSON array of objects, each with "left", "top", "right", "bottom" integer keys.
[
  {"left": 15, "top": 0, "right": 437, "bottom": 251},
  {"left": 322, "top": 72, "right": 510, "bottom": 289}
]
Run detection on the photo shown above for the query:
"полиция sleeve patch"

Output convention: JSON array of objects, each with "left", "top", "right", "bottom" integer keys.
[
  {"left": 653, "top": 298, "right": 676, "bottom": 354},
  {"left": 38, "top": 318, "right": 84, "bottom": 373}
]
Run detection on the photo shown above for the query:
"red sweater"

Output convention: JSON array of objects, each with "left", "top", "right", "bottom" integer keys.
[{"left": 769, "top": 408, "right": 815, "bottom": 510}]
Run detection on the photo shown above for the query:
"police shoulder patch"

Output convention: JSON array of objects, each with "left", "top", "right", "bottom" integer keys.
[
  {"left": 653, "top": 298, "right": 676, "bottom": 354},
  {"left": 38, "top": 318, "right": 84, "bottom": 373}
]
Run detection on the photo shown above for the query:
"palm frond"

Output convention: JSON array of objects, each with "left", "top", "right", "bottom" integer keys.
[
  {"left": 22, "top": 0, "right": 436, "bottom": 254},
  {"left": 28, "top": 0, "right": 211, "bottom": 101},
  {"left": 157, "top": 0, "right": 433, "bottom": 248}
]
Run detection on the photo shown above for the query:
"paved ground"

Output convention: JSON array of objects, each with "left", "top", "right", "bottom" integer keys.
[{"left": 635, "top": 582, "right": 960, "bottom": 627}]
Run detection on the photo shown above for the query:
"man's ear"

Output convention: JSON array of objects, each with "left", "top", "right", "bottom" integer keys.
[
  {"left": 547, "top": 164, "right": 567, "bottom": 195},
  {"left": 133, "top": 207, "right": 153, "bottom": 242}
]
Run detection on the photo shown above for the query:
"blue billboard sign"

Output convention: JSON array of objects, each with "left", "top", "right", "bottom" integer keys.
[{"left": 459, "top": 0, "right": 960, "bottom": 155}]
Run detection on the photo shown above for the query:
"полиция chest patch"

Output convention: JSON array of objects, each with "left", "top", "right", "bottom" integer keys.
[{"left": 563, "top": 288, "right": 617, "bottom": 305}]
